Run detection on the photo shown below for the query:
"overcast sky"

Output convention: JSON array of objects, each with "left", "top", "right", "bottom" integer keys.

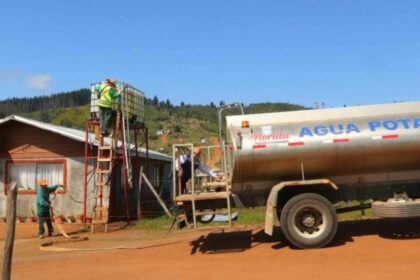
[{"left": 1, "top": 0, "right": 419, "bottom": 107}]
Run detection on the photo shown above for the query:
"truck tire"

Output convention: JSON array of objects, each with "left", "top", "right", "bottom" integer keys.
[
  {"left": 372, "top": 199, "right": 420, "bottom": 218},
  {"left": 280, "top": 193, "right": 337, "bottom": 249}
]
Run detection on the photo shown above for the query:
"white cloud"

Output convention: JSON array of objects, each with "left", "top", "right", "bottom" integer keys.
[{"left": 25, "top": 74, "right": 52, "bottom": 91}]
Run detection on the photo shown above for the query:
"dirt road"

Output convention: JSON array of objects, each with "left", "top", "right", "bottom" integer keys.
[{"left": 2, "top": 218, "right": 420, "bottom": 280}]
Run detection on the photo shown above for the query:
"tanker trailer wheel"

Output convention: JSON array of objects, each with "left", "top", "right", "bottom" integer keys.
[{"left": 280, "top": 193, "right": 337, "bottom": 249}]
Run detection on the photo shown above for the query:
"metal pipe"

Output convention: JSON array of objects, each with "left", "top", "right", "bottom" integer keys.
[
  {"left": 120, "top": 117, "right": 130, "bottom": 224},
  {"left": 218, "top": 103, "right": 245, "bottom": 175},
  {"left": 83, "top": 121, "right": 89, "bottom": 224}
]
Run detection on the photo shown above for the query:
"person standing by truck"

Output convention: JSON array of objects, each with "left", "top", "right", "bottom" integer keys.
[
  {"left": 37, "top": 179, "right": 63, "bottom": 239},
  {"left": 95, "top": 78, "right": 121, "bottom": 137},
  {"left": 177, "top": 147, "right": 223, "bottom": 194}
]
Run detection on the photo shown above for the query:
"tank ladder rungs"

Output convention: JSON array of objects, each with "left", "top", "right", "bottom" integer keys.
[
  {"left": 98, "top": 158, "right": 112, "bottom": 162},
  {"left": 96, "top": 169, "right": 112, "bottom": 174},
  {"left": 99, "top": 146, "right": 112, "bottom": 150}
]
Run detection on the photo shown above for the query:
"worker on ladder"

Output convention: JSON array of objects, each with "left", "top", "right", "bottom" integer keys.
[{"left": 95, "top": 78, "right": 121, "bottom": 137}]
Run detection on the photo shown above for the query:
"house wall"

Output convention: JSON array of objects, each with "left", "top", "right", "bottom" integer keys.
[
  {"left": 110, "top": 158, "right": 172, "bottom": 220},
  {"left": 0, "top": 119, "right": 173, "bottom": 220},
  {"left": 0, "top": 157, "right": 95, "bottom": 218},
  {"left": 0, "top": 120, "right": 85, "bottom": 158},
  {"left": 0, "top": 155, "right": 172, "bottom": 220}
]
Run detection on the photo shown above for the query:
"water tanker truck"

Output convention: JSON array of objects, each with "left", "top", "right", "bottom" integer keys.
[{"left": 224, "top": 101, "right": 420, "bottom": 248}]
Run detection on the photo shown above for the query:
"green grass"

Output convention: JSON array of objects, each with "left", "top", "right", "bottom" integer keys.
[
  {"left": 235, "top": 207, "right": 374, "bottom": 224},
  {"left": 337, "top": 208, "right": 373, "bottom": 221},
  {"left": 129, "top": 216, "right": 173, "bottom": 231},
  {"left": 235, "top": 207, "right": 266, "bottom": 224},
  {"left": 129, "top": 207, "right": 374, "bottom": 231}
]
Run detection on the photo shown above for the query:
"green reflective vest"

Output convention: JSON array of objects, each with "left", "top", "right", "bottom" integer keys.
[{"left": 96, "top": 84, "right": 119, "bottom": 108}]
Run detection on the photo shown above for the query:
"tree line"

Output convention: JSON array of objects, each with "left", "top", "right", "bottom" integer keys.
[
  {"left": 0, "top": 89, "right": 91, "bottom": 118},
  {"left": 0, "top": 88, "right": 306, "bottom": 120},
  {"left": 0, "top": 89, "right": 231, "bottom": 119}
]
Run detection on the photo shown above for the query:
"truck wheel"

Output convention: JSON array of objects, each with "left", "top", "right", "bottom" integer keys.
[
  {"left": 372, "top": 199, "right": 420, "bottom": 218},
  {"left": 280, "top": 193, "right": 337, "bottom": 249}
]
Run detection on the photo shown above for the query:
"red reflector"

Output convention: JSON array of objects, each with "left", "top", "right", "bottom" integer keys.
[
  {"left": 382, "top": 134, "right": 399, "bottom": 139},
  {"left": 333, "top": 138, "right": 349, "bottom": 143},
  {"left": 288, "top": 142, "right": 304, "bottom": 146},
  {"left": 253, "top": 144, "right": 266, "bottom": 149}
]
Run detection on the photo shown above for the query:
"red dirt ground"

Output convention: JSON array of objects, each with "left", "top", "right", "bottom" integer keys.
[{"left": 2, "top": 218, "right": 420, "bottom": 280}]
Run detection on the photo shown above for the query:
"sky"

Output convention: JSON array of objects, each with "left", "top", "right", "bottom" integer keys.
[{"left": 1, "top": 0, "right": 420, "bottom": 107}]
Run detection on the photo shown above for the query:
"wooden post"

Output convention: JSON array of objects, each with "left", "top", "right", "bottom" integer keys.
[
  {"left": 1, "top": 182, "right": 17, "bottom": 280},
  {"left": 142, "top": 173, "right": 173, "bottom": 218}
]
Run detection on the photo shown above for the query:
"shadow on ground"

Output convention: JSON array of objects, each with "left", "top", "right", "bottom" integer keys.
[
  {"left": 190, "top": 217, "right": 420, "bottom": 254},
  {"left": 331, "top": 217, "right": 420, "bottom": 247},
  {"left": 190, "top": 227, "right": 286, "bottom": 255}
]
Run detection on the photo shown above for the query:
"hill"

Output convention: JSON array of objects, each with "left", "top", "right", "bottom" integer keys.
[{"left": 0, "top": 90, "right": 306, "bottom": 153}]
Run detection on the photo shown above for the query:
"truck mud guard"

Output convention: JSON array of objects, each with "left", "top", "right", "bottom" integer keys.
[{"left": 264, "top": 179, "right": 338, "bottom": 236}]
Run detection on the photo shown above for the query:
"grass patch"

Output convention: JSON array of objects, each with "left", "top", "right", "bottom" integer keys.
[
  {"left": 129, "top": 207, "right": 374, "bottom": 231},
  {"left": 129, "top": 216, "right": 173, "bottom": 231},
  {"left": 337, "top": 208, "right": 373, "bottom": 221},
  {"left": 235, "top": 207, "right": 266, "bottom": 225}
]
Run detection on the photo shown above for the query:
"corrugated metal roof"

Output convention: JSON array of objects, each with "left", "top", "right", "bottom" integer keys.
[{"left": 0, "top": 115, "right": 172, "bottom": 162}]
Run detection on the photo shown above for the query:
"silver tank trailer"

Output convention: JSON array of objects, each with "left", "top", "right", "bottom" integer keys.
[{"left": 226, "top": 101, "right": 420, "bottom": 201}]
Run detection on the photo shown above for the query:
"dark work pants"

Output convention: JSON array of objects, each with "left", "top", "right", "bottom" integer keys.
[
  {"left": 180, "top": 178, "right": 188, "bottom": 194},
  {"left": 99, "top": 107, "right": 115, "bottom": 135},
  {"left": 38, "top": 215, "right": 54, "bottom": 236}
]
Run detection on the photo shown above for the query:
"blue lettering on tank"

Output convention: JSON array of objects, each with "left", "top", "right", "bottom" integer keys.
[
  {"left": 368, "top": 121, "right": 381, "bottom": 132},
  {"left": 397, "top": 119, "right": 410, "bottom": 129},
  {"left": 346, "top": 123, "right": 360, "bottom": 133},
  {"left": 414, "top": 118, "right": 420, "bottom": 129},
  {"left": 300, "top": 127, "right": 313, "bottom": 137},
  {"left": 383, "top": 120, "right": 398, "bottom": 130},
  {"left": 329, "top": 124, "right": 344, "bottom": 135},
  {"left": 297, "top": 117, "right": 420, "bottom": 138},
  {"left": 314, "top": 126, "right": 328, "bottom": 136}
]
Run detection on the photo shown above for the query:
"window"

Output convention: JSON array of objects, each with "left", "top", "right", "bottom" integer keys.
[{"left": 6, "top": 160, "right": 66, "bottom": 194}]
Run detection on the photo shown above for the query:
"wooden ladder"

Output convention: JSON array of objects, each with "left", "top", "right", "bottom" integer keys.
[{"left": 91, "top": 137, "right": 114, "bottom": 233}]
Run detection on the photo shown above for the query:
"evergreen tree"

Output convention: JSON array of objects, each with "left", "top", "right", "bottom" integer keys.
[
  {"left": 152, "top": 96, "right": 159, "bottom": 107},
  {"left": 165, "top": 99, "right": 172, "bottom": 108}
]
